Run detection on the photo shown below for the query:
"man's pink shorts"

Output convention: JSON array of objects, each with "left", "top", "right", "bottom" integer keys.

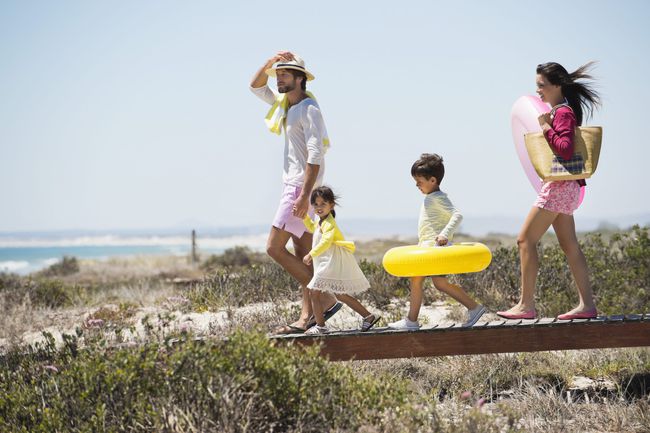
[{"left": 272, "top": 184, "right": 313, "bottom": 238}]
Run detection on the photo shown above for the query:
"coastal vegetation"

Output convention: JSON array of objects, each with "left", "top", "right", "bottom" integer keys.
[{"left": 1, "top": 226, "right": 649, "bottom": 432}]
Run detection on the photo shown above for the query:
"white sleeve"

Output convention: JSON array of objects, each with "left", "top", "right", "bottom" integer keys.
[
  {"left": 250, "top": 85, "right": 277, "bottom": 105},
  {"left": 303, "top": 104, "right": 326, "bottom": 165},
  {"left": 438, "top": 196, "right": 463, "bottom": 239}
]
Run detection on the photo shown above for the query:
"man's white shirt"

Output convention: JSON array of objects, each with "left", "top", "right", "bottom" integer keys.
[{"left": 251, "top": 85, "right": 327, "bottom": 187}]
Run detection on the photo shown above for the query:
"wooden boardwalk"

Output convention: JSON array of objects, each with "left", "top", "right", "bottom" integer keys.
[{"left": 272, "top": 314, "right": 650, "bottom": 361}]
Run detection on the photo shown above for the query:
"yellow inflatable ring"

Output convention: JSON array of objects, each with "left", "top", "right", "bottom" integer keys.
[{"left": 382, "top": 242, "right": 492, "bottom": 277}]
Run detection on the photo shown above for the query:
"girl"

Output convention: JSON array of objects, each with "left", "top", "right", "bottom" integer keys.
[
  {"left": 498, "top": 62, "right": 601, "bottom": 320},
  {"left": 302, "top": 186, "right": 380, "bottom": 334}
]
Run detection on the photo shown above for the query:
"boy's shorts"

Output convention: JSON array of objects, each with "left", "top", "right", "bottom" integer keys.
[{"left": 272, "top": 184, "right": 314, "bottom": 238}]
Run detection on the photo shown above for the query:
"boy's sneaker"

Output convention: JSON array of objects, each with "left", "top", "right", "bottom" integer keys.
[
  {"left": 387, "top": 318, "right": 421, "bottom": 330},
  {"left": 305, "top": 325, "right": 329, "bottom": 335},
  {"left": 463, "top": 304, "right": 486, "bottom": 327}
]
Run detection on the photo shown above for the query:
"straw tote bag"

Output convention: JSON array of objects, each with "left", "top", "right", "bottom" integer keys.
[
  {"left": 524, "top": 104, "right": 602, "bottom": 181},
  {"left": 524, "top": 126, "right": 602, "bottom": 181}
]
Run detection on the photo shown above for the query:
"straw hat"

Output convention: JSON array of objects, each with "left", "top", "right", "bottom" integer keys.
[{"left": 265, "top": 55, "right": 315, "bottom": 81}]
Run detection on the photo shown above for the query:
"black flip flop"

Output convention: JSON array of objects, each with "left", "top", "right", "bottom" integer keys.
[
  {"left": 273, "top": 324, "right": 307, "bottom": 335},
  {"left": 361, "top": 315, "right": 381, "bottom": 332},
  {"left": 306, "top": 301, "right": 343, "bottom": 329}
]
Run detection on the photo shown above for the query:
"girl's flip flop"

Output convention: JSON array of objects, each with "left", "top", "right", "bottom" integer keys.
[
  {"left": 306, "top": 301, "right": 343, "bottom": 329},
  {"left": 361, "top": 314, "right": 381, "bottom": 332}
]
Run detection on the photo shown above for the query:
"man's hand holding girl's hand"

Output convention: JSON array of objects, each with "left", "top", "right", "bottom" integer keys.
[{"left": 292, "top": 194, "right": 309, "bottom": 218}]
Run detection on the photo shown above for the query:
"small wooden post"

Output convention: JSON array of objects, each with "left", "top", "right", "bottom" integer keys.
[{"left": 191, "top": 230, "right": 198, "bottom": 264}]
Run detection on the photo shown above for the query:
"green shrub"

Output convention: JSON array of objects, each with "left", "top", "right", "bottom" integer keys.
[
  {"left": 201, "top": 246, "right": 267, "bottom": 271},
  {"left": 358, "top": 259, "right": 410, "bottom": 308},
  {"left": 30, "top": 279, "right": 74, "bottom": 308},
  {"left": 39, "top": 256, "right": 80, "bottom": 277},
  {"left": 0, "top": 276, "right": 82, "bottom": 309},
  {"left": 0, "top": 330, "right": 416, "bottom": 432},
  {"left": 187, "top": 262, "right": 298, "bottom": 310}
]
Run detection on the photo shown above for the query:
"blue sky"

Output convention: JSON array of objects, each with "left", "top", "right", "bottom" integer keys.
[{"left": 1, "top": 1, "right": 649, "bottom": 233}]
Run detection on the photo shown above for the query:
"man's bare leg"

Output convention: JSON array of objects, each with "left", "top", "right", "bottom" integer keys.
[{"left": 266, "top": 226, "right": 314, "bottom": 329}]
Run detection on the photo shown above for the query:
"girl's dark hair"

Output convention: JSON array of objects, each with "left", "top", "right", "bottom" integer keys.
[
  {"left": 310, "top": 186, "right": 338, "bottom": 218},
  {"left": 288, "top": 69, "right": 307, "bottom": 90},
  {"left": 536, "top": 61, "right": 601, "bottom": 125},
  {"left": 411, "top": 153, "right": 445, "bottom": 184}
]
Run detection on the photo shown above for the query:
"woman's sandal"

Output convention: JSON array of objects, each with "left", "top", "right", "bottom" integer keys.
[{"left": 361, "top": 314, "right": 381, "bottom": 332}]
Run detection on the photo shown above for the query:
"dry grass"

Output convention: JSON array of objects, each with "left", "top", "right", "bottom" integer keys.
[{"left": 354, "top": 349, "right": 650, "bottom": 433}]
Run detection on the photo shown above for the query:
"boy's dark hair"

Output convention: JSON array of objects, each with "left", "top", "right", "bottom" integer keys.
[
  {"left": 411, "top": 153, "right": 445, "bottom": 183},
  {"left": 310, "top": 185, "right": 338, "bottom": 218},
  {"left": 287, "top": 69, "right": 307, "bottom": 91}
]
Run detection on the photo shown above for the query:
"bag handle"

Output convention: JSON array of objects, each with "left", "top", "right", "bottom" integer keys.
[{"left": 550, "top": 99, "right": 573, "bottom": 120}]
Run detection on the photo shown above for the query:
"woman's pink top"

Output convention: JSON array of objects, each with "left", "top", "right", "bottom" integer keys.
[{"left": 543, "top": 105, "right": 586, "bottom": 187}]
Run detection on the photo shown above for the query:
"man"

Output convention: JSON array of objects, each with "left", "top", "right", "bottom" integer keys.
[{"left": 250, "top": 51, "right": 341, "bottom": 334}]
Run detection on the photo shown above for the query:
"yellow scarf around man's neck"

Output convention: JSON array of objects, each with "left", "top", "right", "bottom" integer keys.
[
  {"left": 264, "top": 92, "right": 313, "bottom": 134},
  {"left": 264, "top": 92, "right": 330, "bottom": 151}
]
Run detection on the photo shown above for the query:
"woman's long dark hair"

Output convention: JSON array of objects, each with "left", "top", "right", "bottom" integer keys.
[{"left": 536, "top": 61, "right": 602, "bottom": 125}]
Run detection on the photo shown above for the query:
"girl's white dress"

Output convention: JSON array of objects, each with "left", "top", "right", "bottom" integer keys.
[{"left": 305, "top": 216, "right": 370, "bottom": 295}]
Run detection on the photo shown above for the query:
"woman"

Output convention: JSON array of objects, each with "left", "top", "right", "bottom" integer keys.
[{"left": 498, "top": 62, "right": 601, "bottom": 320}]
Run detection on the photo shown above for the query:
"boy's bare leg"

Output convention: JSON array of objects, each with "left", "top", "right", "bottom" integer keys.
[
  {"left": 407, "top": 276, "right": 425, "bottom": 322},
  {"left": 430, "top": 276, "right": 478, "bottom": 310},
  {"left": 336, "top": 293, "right": 371, "bottom": 318}
]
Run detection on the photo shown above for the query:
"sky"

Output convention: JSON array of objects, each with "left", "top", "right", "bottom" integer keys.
[{"left": 1, "top": 0, "right": 649, "bottom": 234}]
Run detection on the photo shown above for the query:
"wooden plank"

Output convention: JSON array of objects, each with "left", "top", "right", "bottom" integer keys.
[
  {"left": 439, "top": 322, "right": 457, "bottom": 329},
  {"left": 518, "top": 318, "right": 539, "bottom": 326},
  {"left": 274, "top": 319, "right": 650, "bottom": 362},
  {"left": 486, "top": 320, "right": 506, "bottom": 328}
]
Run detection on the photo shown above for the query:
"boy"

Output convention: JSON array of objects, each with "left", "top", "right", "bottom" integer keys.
[{"left": 388, "top": 153, "right": 486, "bottom": 330}]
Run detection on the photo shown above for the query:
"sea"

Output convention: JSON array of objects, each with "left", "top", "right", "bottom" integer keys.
[{"left": 0, "top": 231, "right": 269, "bottom": 275}]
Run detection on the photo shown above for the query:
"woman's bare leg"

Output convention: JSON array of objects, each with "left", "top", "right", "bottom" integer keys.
[
  {"left": 501, "top": 206, "right": 557, "bottom": 315},
  {"left": 553, "top": 213, "right": 596, "bottom": 313}
]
